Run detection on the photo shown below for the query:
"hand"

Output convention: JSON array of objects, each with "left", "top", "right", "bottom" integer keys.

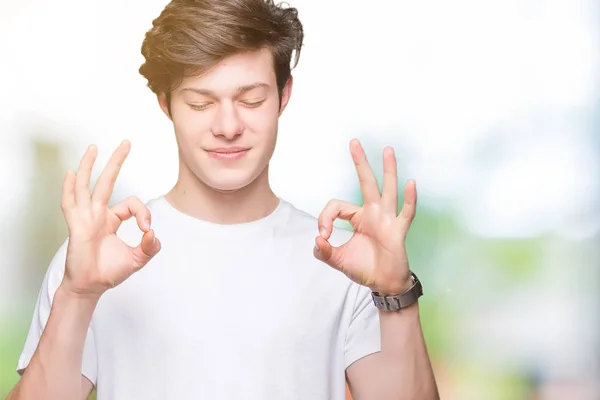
[
  {"left": 313, "top": 139, "right": 417, "bottom": 295},
  {"left": 60, "top": 140, "right": 161, "bottom": 297}
]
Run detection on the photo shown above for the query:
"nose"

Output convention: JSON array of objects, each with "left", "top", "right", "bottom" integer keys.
[{"left": 211, "top": 102, "right": 244, "bottom": 139}]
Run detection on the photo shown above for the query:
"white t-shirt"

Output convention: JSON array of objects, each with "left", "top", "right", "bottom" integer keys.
[{"left": 17, "top": 197, "right": 381, "bottom": 400}]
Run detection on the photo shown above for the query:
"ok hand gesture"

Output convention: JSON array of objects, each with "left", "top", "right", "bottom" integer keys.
[
  {"left": 314, "top": 139, "right": 417, "bottom": 295},
  {"left": 60, "top": 141, "right": 161, "bottom": 297}
]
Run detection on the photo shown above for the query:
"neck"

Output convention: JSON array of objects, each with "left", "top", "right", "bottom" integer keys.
[{"left": 165, "top": 164, "right": 279, "bottom": 225}]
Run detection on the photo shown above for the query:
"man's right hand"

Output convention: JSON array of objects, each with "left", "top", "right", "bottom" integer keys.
[{"left": 60, "top": 140, "right": 161, "bottom": 297}]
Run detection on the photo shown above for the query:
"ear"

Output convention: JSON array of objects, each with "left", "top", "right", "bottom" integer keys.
[
  {"left": 278, "top": 76, "right": 294, "bottom": 116},
  {"left": 158, "top": 92, "right": 172, "bottom": 120}
]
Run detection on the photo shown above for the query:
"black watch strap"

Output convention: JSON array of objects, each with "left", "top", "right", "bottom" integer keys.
[{"left": 371, "top": 272, "right": 423, "bottom": 311}]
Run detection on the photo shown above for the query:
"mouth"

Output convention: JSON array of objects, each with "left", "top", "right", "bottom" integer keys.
[{"left": 205, "top": 147, "right": 250, "bottom": 160}]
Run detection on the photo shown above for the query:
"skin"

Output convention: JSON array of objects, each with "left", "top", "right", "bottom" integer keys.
[
  {"left": 9, "top": 48, "right": 438, "bottom": 400},
  {"left": 159, "top": 48, "right": 290, "bottom": 225}
]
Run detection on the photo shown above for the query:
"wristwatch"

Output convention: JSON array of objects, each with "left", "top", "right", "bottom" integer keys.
[{"left": 371, "top": 271, "right": 423, "bottom": 311}]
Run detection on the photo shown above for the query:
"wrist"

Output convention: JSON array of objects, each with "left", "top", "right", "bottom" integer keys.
[
  {"left": 49, "top": 284, "right": 100, "bottom": 332},
  {"left": 372, "top": 274, "right": 414, "bottom": 296},
  {"left": 56, "top": 281, "right": 103, "bottom": 305},
  {"left": 371, "top": 271, "right": 423, "bottom": 312}
]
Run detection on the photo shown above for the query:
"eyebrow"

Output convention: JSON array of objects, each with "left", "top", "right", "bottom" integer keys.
[{"left": 181, "top": 82, "right": 269, "bottom": 97}]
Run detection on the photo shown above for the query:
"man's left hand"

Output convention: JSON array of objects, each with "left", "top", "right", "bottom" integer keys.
[{"left": 313, "top": 139, "right": 417, "bottom": 295}]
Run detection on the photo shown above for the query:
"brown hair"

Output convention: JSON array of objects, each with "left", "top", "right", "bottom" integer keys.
[{"left": 139, "top": 0, "right": 304, "bottom": 102}]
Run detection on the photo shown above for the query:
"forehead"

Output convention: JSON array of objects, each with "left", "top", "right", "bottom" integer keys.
[{"left": 178, "top": 48, "right": 276, "bottom": 94}]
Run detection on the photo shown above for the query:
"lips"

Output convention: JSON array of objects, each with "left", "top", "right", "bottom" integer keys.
[
  {"left": 208, "top": 147, "right": 250, "bottom": 154},
  {"left": 205, "top": 147, "right": 250, "bottom": 160}
]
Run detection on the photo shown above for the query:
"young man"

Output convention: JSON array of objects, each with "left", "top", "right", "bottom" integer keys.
[{"left": 9, "top": 0, "right": 439, "bottom": 399}]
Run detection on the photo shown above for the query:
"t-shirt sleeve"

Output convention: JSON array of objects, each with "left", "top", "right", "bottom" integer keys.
[
  {"left": 344, "top": 282, "right": 382, "bottom": 369},
  {"left": 16, "top": 239, "right": 98, "bottom": 386}
]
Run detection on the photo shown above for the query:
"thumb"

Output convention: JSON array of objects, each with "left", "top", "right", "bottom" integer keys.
[
  {"left": 313, "top": 235, "right": 343, "bottom": 272},
  {"left": 132, "top": 229, "right": 161, "bottom": 270}
]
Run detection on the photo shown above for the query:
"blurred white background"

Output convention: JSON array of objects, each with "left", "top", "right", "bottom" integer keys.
[{"left": 1, "top": 0, "right": 599, "bottom": 399}]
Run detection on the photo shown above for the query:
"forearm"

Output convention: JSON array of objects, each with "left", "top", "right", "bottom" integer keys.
[
  {"left": 10, "top": 285, "right": 99, "bottom": 400},
  {"left": 378, "top": 303, "right": 439, "bottom": 399}
]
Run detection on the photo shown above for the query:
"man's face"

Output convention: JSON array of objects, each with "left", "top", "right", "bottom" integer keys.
[{"left": 160, "top": 48, "right": 292, "bottom": 192}]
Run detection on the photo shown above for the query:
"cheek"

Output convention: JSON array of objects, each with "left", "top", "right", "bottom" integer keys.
[
  {"left": 172, "top": 110, "right": 210, "bottom": 141},
  {"left": 242, "top": 105, "right": 279, "bottom": 140}
]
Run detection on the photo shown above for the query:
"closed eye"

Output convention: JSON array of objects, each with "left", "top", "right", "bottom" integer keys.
[
  {"left": 240, "top": 100, "right": 265, "bottom": 108},
  {"left": 188, "top": 103, "right": 212, "bottom": 111}
]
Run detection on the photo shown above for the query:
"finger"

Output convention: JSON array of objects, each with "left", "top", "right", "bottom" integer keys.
[
  {"left": 74, "top": 145, "right": 98, "bottom": 206},
  {"left": 61, "top": 169, "right": 77, "bottom": 212},
  {"left": 397, "top": 179, "right": 418, "bottom": 232},
  {"left": 381, "top": 146, "right": 398, "bottom": 215},
  {"left": 313, "top": 235, "right": 343, "bottom": 271},
  {"left": 349, "top": 139, "right": 381, "bottom": 204},
  {"left": 132, "top": 229, "right": 161, "bottom": 270},
  {"left": 92, "top": 140, "right": 131, "bottom": 205},
  {"left": 314, "top": 237, "right": 368, "bottom": 285},
  {"left": 110, "top": 196, "right": 151, "bottom": 232},
  {"left": 317, "top": 199, "right": 360, "bottom": 239}
]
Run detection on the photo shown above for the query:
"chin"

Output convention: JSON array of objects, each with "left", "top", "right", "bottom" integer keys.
[{"left": 200, "top": 170, "right": 263, "bottom": 193}]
